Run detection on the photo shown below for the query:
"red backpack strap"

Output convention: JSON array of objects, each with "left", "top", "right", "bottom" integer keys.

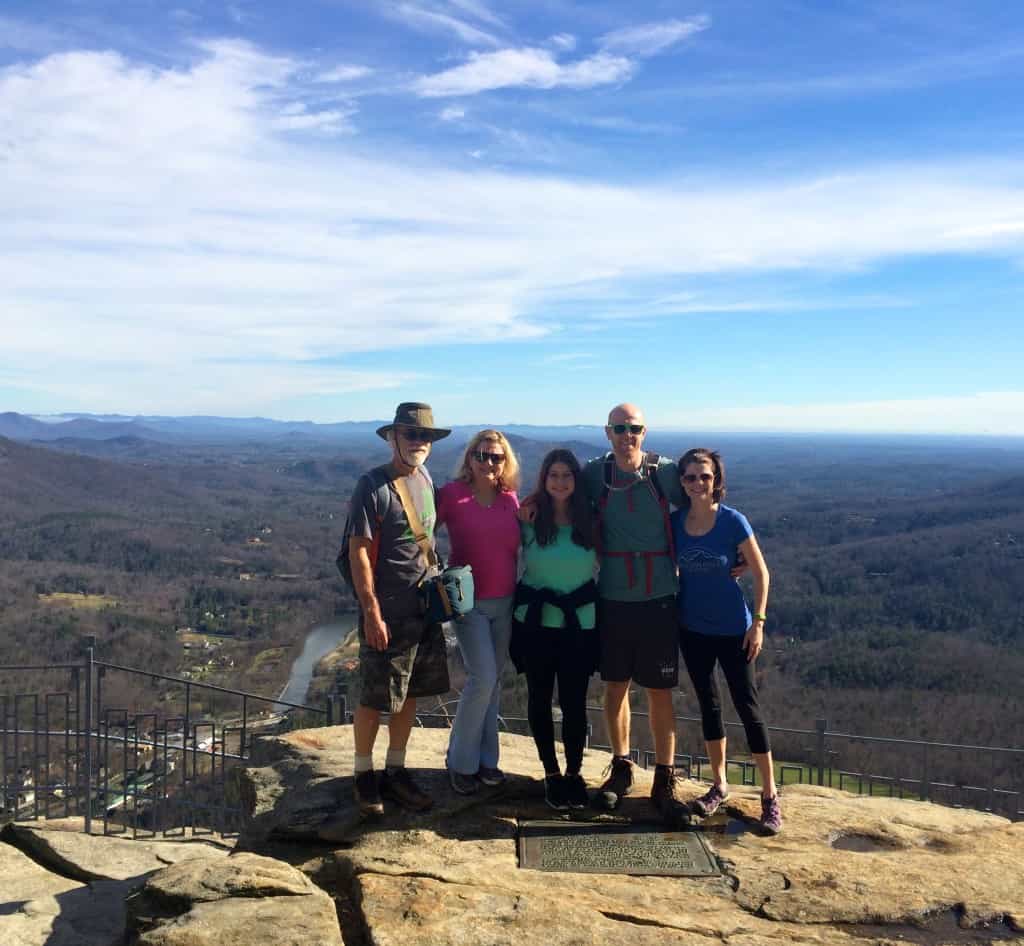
[{"left": 644, "top": 452, "right": 676, "bottom": 563}]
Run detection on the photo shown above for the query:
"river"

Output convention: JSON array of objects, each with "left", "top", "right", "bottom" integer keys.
[{"left": 277, "top": 617, "right": 355, "bottom": 709}]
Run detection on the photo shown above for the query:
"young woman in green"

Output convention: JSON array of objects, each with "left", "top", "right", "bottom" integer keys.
[{"left": 511, "top": 449, "right": 598, "bottom": 811}]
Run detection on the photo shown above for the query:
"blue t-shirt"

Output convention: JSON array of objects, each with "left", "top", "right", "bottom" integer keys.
[{"left": 671, "top": 504, "right": 753, "bottom": 637}]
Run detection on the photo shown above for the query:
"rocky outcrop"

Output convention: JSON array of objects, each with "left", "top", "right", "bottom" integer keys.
[
  {"left": 125, "top": 851, "right": 343, "bottom": 945},
  {"left": 0, "top": 819, "right": 231, "bottom": 946},
  {"left": 234, "top": 725, "right": 1024, "bottom": 946},
  {"left": 3, "top": 817, "right": 229, "bottom": 882},
  {"left": 0, "top": 830, "right": 132, "bottom": 946},
  {"left": 3, "top": 726, "right": 1022, "bottom": 946}
]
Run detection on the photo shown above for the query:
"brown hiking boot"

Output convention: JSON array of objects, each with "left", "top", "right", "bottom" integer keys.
[
  {"left": 380, "top": 767, "right": 433, "bottom": 812},
  {"left": 353, "top": 769, "right": 383, "bottom": 817},
  {"left": 650, "top": 765, "right": 692, "bottom": 827}
]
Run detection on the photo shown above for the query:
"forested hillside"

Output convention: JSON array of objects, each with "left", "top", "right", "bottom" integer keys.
[{"left": 1, "top": 430, "right": 1022, "bottom": 774}]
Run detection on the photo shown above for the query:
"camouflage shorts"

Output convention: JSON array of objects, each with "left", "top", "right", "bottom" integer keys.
[{"left": 358, "top": 611, "right": 450, "bottom": 713}]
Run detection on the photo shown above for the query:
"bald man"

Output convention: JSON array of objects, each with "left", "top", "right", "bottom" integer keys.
[{"left": 583, "top": 404, "right": 689, "bottom": 824}]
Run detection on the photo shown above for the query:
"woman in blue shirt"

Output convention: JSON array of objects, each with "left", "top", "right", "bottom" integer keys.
[{"left": 672, "top": 447, "right": 781, "bottom": 835}]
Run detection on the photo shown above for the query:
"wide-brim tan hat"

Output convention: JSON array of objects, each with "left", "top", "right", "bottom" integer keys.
[{"left": 376, "top": 402, "right": 451, "bottom": 441}]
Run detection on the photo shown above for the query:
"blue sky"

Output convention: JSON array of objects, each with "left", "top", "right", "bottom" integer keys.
[{"left": 1, "top": 0, "right": 1023, "bottom": 433}]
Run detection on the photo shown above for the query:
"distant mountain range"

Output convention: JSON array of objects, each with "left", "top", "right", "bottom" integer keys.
[{"left": 0, "top": 411, "right": 606, "bottom": 446}]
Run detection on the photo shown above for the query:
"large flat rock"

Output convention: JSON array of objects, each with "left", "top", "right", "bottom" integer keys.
[
  {"left": 3, "top": 817, "right": 230, "bottom": 882},
  {"left": 237, "top": 725, "right": 1024, "bottom": 946},
  {"left": 126, "top": 851, "right": 343, "bottom": 945},
  {"left": 0, "top": 838, "right": 128, "bottom": 946}
]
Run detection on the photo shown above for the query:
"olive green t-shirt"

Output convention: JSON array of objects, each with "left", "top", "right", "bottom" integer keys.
[{"left": 582, "top": 453, "right": 682, "bottom": 602}]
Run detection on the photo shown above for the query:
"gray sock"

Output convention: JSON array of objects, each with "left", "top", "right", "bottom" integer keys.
[
  {"left": 385, "top": 747, "right": 406, "bottom": 772},
  {"left": 354, "top": 753, "right": 373, "bottom": 774}
]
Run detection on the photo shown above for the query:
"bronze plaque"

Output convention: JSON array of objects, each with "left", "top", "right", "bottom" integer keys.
[{"left": 517, "top": 820, "right": 719, "bottom": 876}]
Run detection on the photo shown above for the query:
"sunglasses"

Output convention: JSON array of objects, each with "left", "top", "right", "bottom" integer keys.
[
  {"left": 609, "top": 423, "right": 645, "bottom": 435},
  {"left": 399, "top": 428, "right": 433, "bottom": 443},
  {"left": 682, "top": 473, "right": 715, "bottom": 484},
  {"left": 472, "top": 450, "right": 506, "bottom": 464}
]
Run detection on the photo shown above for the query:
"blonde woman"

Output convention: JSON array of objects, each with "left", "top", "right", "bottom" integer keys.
[{"left": 437, "top": 430, "right": 521, "bottom": 794}]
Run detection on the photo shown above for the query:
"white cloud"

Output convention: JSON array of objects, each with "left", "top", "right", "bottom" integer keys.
[
  {"left": 414, "top": 48, "right": 632, "bottom": 97},
  {"left": 391, "top": 2, "right": 500, "bottom": 46},
  {"left": 600, "top": 16, "right": 710, "bottom": 58},
  {"left": 548, "top": 33, "right": 576, "bottom": 52},
  {"left": 445, "top": 0, "right": 505, "bottom": 29},
  {"left": 3, "top": 43, "right": 1024, "bottom": 417},
  {"left": 440, "top": 105, "right": 466, "bottom": 121},
  {"left": 273, "top": 104, "right": 357, "bottom": 134},
  {"left": 665, "top": 392, "right": 1024, "bottom": 436},
  {"left": 315, "top": 64, "right": 372, "bottom": 83}
]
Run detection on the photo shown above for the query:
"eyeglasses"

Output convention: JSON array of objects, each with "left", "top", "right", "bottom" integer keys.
[
  {"left": 472, "top": 450, "right": 506, "bottom": 464},
  {"left": 399, "top": 428, "right": 433, "bottom": 443},
  {"left": 609, "top": 423, "right": 645, "bottom": 435},
  {"left": 682, "top": 473, "right": 714, "bottom": 484}
]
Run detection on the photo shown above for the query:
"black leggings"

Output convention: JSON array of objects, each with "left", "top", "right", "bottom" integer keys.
[
  {"left": 680, "top": 629, "right": 771, "bottom": 755},
  {"left": 522, "top": 624, "right": 593, "bottom": 775}
]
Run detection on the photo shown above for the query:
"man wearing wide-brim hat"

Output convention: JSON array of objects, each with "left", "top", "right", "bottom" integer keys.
[{"left": 346, "top": 402, "right": 451, "bottom": 815}]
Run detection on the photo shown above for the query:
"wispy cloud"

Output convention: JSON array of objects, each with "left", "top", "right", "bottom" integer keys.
[
  {"left": 548, "top": 33, "right": 576, "bottom": 52},
  {"left": 414, "top": 48, "right": 632, "bottom": 97},
  {"left": 599, "top": 16, "right": 710, "bottom": 58},
  {"left": 390, "top": 2, "right": 501, "bottom": 47},
  {"left": 315, "top": 64, "right": 372, "bottom": 83},
  {"left": 439, "top": 105, "right": 466, "bottom": 120},
  {"left": 3, "top": 42, "right": 1024, "bottom": 416},
  {"left": 445, "top": 0, "right": 505, "bottom": 29}
]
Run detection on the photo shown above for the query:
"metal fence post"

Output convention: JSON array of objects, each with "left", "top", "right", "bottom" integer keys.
[
  {"left": 326, "top": 695, "right": 335, "bottom": 726},
  {"left": 815, "top": 718, "right": 828, "bottom": 787},
  {"left": 83, "top": 641, "right": 95, "bottom": 834},
  {"left": 920, "top": 742, "right": 930, "bottom": 802}
]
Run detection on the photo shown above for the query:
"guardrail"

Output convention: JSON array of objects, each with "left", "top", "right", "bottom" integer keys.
[
  {"left": 4, "top": 654, "right": 1021, "bottom": 836},
  {"left": 1, "top": 641, "right": 334, "bottom": 837}
]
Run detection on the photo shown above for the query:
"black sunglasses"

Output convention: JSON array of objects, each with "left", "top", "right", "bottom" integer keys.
[
  {"left": 399, "top": 427, "right": 433, "bottom": 443},
  {"left": 682, "top": 473, "right": 715, "bottom": 483},
  {"left": 609, "top": 423, "right": 645, "bottom": 435},
  {"left": 473, "top": 450, "right": 506, "bottom": 464}
]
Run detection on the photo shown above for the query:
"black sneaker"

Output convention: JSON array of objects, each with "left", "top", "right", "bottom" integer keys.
[
  {"left": 379, "top": 767, "right": 433, "bottom": 812},
  {"left": 564, "top": 773, "right": 589, "bottom": 810},
  {"left": 353, "top": 769, "right": 383, "bottom": 817},
  {"left": 650, "top": 764, "right": 692, "bottom": 827},
  {"left": 544, "top": 774, "right": 569, "bottom": 811},
  {"left": 448, "top": 767, "right": 480, "bottom": 795},
  {"left": 595, "top": 756, "right": 634, "bottom": 811}
]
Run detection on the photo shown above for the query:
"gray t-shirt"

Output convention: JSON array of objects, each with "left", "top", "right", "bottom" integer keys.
[
  {"left": 582, "top": 453, "right": 683, "bottom": 602},
  {"left": 348, "top": 463, "right": 437, "bottom": 613}
]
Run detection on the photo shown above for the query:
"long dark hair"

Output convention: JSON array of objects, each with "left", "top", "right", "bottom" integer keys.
[{"left": 528, "top": 449, "right": 595, "bottom": 549}]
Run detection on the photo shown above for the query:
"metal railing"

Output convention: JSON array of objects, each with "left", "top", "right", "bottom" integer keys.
[
  {"left": 594, "top": 710, "right": 1024, "bottom": 821},
  {"left": 1, "top": 640, "right": 335, "bottom": 837},
  {"left": 4, "top": 655, "right": 1022, "bottom": 837}
]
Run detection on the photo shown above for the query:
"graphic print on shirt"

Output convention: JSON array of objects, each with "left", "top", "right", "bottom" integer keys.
[{"left": 678, "top": 547, "right": 730, "bottom": 574}]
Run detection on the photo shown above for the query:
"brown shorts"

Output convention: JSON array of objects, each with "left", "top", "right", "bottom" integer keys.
[
  {"left": 358, "top": 607, "right": 450, "bottom": 713},
  {"left": 598, "top": 595, "right": 679, "bottom": 689}
]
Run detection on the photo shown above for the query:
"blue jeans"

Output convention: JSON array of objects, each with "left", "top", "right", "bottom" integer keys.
[{"left": 446, "top": 595, "right": 513, "bottom": 775}]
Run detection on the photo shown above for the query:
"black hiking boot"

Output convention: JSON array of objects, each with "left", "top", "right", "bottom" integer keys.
[
  {"left": 595, "top": 756, "right": 634, "bottom": 811},
  {"left": 379, "top": 767, "right": 433, "bottom": 812},
  {"left": 650, "top": 764, "right": 692, "bottom": 827},
  {"left": 353, "top": 769, "right": 384, "bottom": 817}
]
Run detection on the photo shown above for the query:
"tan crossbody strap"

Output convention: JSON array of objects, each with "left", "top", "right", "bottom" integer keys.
[{"left": 392, "top": 473, "right": 439, "bottom": 571}]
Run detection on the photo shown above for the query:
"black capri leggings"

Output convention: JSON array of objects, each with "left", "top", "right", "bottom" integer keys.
[
  {"left": 520, "top": 622, "right": 593, "bottom": 775},
  {"left": 680, "top": 629, "right": 771, "bottom": 755}
]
